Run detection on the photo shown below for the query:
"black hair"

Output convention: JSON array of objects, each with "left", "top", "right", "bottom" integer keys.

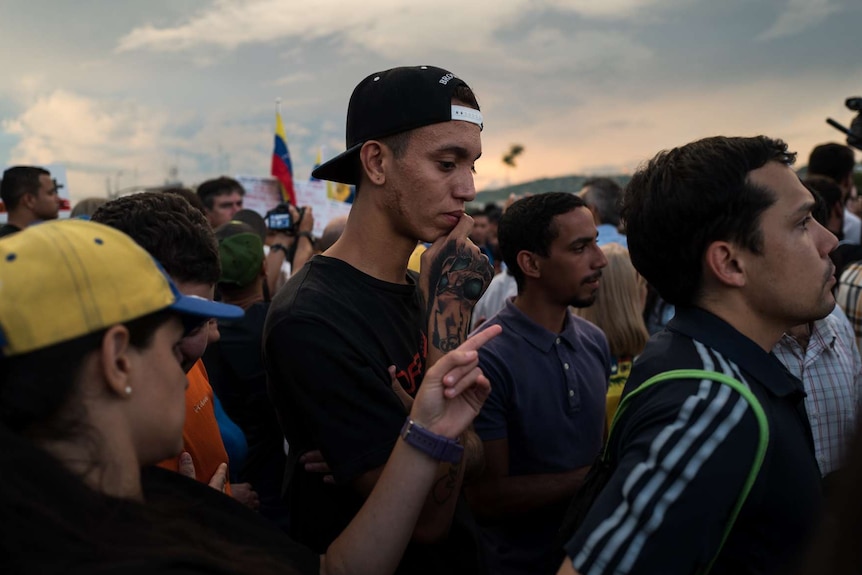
[
  {"left": 808, "top": 143, "right": 855, "bottom": 185},
  {"left": 623, "top": 135, "right": 795, "bottom": 307},
  {"left": 163, "top": 186, "right": 207, "bottom": 214},
  {"left": 0, "top": 311, "right": 172, "bottom": 438},
  {"left": 92, "top": 192, "right": 221, "bottom": 285},
  {"left": 804, "top": 176, "right": 843, "bottom": 227},
  {"left": 499, "top": 192, "right": 588, "bottom": 292},
  {"left": 0, "top": 311, "right": 302, "bottom": 574},
  {"left": 196, "top": 176, "right": 245, "bottom": 210},
  {"left": 581, "top": 177, "right": 624, "bottom": 227},
  {"left": 0, "top": 166, "right": 50, "bottom": 211}
]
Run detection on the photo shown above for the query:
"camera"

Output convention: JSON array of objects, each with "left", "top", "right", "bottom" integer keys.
[
  {"left": 265, "top": 202, "right": 305, "bottom": 233},
  {"left": 826, "top": 97, "right": 862, "bottom": 151}
]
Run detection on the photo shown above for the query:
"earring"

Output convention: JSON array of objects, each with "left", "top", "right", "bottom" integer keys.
[{"left": 124, "top": 386, "right": 132, "bottom": 396}]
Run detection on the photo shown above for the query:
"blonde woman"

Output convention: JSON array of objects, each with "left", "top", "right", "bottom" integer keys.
[{"left": 573, "top": 242, "right": 649, "bottom": 433}]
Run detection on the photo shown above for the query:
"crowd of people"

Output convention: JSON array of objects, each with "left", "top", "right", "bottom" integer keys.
[{"left": 1, "top": 64, "right": 861, "bottom": 575}]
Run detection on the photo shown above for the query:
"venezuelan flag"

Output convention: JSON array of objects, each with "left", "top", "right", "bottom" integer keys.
[
  {"left": 327, "top": 181, "right": 355, "bottom": 204},
  {"left": 310, "top": 148, "right": 322, "bottom": 182},
  {"left": 271, "top": 110, "right": 296, "bottom": 204}
]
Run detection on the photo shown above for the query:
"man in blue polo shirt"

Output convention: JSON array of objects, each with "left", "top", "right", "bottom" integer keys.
[
  {"left": 560, "top": 136, "right": 833, "bottom": 575},
  {"left": 467, "top": 192, "right": 611, "bottom": 575}
]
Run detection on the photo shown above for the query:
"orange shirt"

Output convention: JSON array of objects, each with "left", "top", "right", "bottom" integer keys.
[{"left": 158, "top": 359, "right": 232, "bottom": 495}]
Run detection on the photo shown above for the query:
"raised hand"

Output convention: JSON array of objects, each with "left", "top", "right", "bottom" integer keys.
[
  {"left": 419, "top": 215, "right": 493, "bottom": 361},
  {"left": 178, "top": 451, "right": 228, "bottom": 493},
  {"left": 409, "top": 324, "right": 502, "bottom": 439}
]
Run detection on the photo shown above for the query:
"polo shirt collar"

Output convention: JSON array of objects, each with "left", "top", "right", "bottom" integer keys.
[
  {"left": 500, "top": 298, "right": 579, "bottom": 353},
  {"left": 669, "top": 306, "right": 802, "bottom": 398}
]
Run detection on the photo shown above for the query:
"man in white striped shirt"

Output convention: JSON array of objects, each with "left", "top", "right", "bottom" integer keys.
[{"left": 559, "top": 136, "right": 835, "bottom": 575}]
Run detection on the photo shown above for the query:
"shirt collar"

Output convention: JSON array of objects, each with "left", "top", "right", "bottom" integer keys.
[
  {"left": 669, "top": 306, "right": 803, "bottom": 397},
  {"left": 500, "top": 298, "right": 580, "bottom": 353}
]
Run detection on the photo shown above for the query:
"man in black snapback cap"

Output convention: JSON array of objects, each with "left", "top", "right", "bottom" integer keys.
[{"left": 265, "top": 65, "right": 493, "bottom": 573}]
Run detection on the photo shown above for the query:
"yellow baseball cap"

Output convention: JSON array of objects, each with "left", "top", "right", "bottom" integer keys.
[{"left": 0, "top": 219, "right": 243, "bottom": 357}]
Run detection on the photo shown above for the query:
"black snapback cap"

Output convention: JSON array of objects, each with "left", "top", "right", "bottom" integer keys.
[{"left": 312, "top": 65, "right": 483, "bottom": 185}]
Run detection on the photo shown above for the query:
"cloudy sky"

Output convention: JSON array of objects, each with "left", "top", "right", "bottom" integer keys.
[{"left": 1, "top": 0, "right": 860, "bottom": 202}]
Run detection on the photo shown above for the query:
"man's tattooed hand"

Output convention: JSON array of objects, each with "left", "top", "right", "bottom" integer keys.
[{"left": 420, "top": 215, "right": 493, "bottom": 358}]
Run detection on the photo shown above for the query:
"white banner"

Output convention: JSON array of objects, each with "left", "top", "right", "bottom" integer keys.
[{"left": 234, "top": 175, "right": 352, "bottom": 237}]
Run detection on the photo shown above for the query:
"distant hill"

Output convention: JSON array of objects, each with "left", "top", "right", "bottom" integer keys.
[{"left": 473, "top": 174, "right": 631, "bottom": 205}]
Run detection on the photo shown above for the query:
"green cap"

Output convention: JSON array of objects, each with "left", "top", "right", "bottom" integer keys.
[{"left": 215, "top": 221, "right": 264, "bottom": 287}]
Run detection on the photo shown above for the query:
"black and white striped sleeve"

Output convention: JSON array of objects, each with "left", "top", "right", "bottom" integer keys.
[{"left": 564, "top": 372, "right": 760, "bottom": 575}]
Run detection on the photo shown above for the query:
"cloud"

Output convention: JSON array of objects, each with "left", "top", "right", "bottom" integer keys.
[
  {"left": 757, "top": 0, "right": 841, "bottom": 41},
  {"left": 116, "top": 0, "right": 666, "bottom": 55},
  {"left": 1, "top": 90, "right": 278, "bottom": 200},
  {"left": 2, "top": 90, "right": 170, "bottom": 198}
]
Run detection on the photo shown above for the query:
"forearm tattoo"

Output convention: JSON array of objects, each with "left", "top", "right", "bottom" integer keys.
[
  {"left": 425, "top": 240, "right": 493, "bottom": 353},
  {"left": 432, "top": 460, "right": 462, "bottom": 505}
]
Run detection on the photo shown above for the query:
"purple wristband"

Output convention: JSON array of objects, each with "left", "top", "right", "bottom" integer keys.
[{"left": 400, "top": 418, "right": 464, "bottom": 463}]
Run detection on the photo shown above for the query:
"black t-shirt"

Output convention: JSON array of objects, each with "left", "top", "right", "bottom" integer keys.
[
  {"left": 264, "top": 255, "right": 483, "bottom": 575},
  {"left": 565, "top": 307, "right": 823, "bottom": 575},
  {"left": 202, "top": 301, "right": 288, "bottom": 525}
]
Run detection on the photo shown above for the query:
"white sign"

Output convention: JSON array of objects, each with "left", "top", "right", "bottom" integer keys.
[{"left": 234, "top": 175, "right": 352, "bottom": 237}]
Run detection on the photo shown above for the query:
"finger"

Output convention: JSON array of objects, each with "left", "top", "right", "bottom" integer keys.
[
  {"left": 209, "top": 463, "right": 228, "bottom": 492},
  {"left": 390, "top": 365, "right": 415, "bottom": 411},
  {"left": 442, "top": 356, "right": 482, "bottom": 387},
  {"left": 443, "top": 366, "right": 484, "bottom": 399},
  {"left": 427, "top": 349, "right": 479, "bottom": 380},
  {"left": 300, "top": 450, "right": 325, "bottom": 464},
  {"left": 178, "top": 452, "right": 196, "bottom": 480},
  {"left": 451, "top": 373, "right": 492, "bottom": 411},
  {"left": 447, "top": 213, "right": 475, "bottom": 239},
  {"left": 323, "top": 474, "right": 336, "bottom": 485},
  {"left": 459, "top": 324, "right": 502, "bottom": 353},
  {"left": 305, "top": 461, "right": 333, "bottom": 473}
]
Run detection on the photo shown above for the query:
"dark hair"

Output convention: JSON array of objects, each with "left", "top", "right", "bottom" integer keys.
[
  {"left": 808, "top": 143, "right": 855, "bottom": 184},
  {"left": 0, "top": 166, "right": 50, "bottom": 211},
  {"left": 69, "top": 197, "right": 108, "bottom": 219},
  {"left": 499, "top": 192, "right": 588, "bottom": 292},
  {"left": 0, "top": 311, "right": 171, "bottom": 439},
  {"left": 581, "top": 177, "right": 624, "bottom": 227},
  {"left": 196, "top": 177, "right": 245, "bottom": 210},
  {"left": 163, "top": 187, "right": 207, "bottom": 214},
  {"left": 0, "top": 310, "right": 299, "bottom": 574},
  {"left": 92, "top": 192, "right": 221, "bottom": 285},
  {"left": 623, "top": 136, "right": 795, "bottom": 307},
  {"left": 804, "top": 176, "right": 843, "bottom": 226}
]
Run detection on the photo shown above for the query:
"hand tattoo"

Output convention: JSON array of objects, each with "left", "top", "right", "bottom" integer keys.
[{"left": 425, "top": 240, "right": 493, "bottom": 353}]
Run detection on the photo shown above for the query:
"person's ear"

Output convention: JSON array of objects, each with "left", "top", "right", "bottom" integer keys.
[
  {"left": 99, "top": 325, "right": 134, "bottom": 399},
  {"left": 703, "top": 241, "right": 746, "bottom": 288},
  {"left": 516, "top": 250, "right": 542, "bottom": 281},
  {"left": 360, "top": 141, "right": 388, "bottom": 186},
  {"left": 21, "top": 192, "right": 37, "bottom": 211}
]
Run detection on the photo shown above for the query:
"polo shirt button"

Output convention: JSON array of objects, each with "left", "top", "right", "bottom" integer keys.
[
  {"left": 569, "top": 390, "right": 574, "bottom": 397},
  {"left": 564, "top": 363, "right": 570, "bottom": 370},
  {"left": 555, "top": 337, "right": 561, "bottom": 345}
]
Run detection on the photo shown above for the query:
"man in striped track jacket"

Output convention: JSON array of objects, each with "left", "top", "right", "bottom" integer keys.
[{"left": 559, "top": 136, "right": 836, "bottom": 575}]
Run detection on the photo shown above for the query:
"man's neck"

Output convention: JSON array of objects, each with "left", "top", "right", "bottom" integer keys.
[
  {"left": 697, "top": 297, "right": 786, "bottom": 352},
  {"left": 6, "top": 210, "right": 35, "bottom": 230},
  {"left": 786, "top": 322, "right": 813, "bottom": 350},
  {"left": 324, "top": 202, "right": 417, "bottom": 284},
  {"left": 513, "top": 291, "right": 569, "bottom": 334},
  {"left": 221, "top": 281, "right": 264, "bottom": 310}
]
